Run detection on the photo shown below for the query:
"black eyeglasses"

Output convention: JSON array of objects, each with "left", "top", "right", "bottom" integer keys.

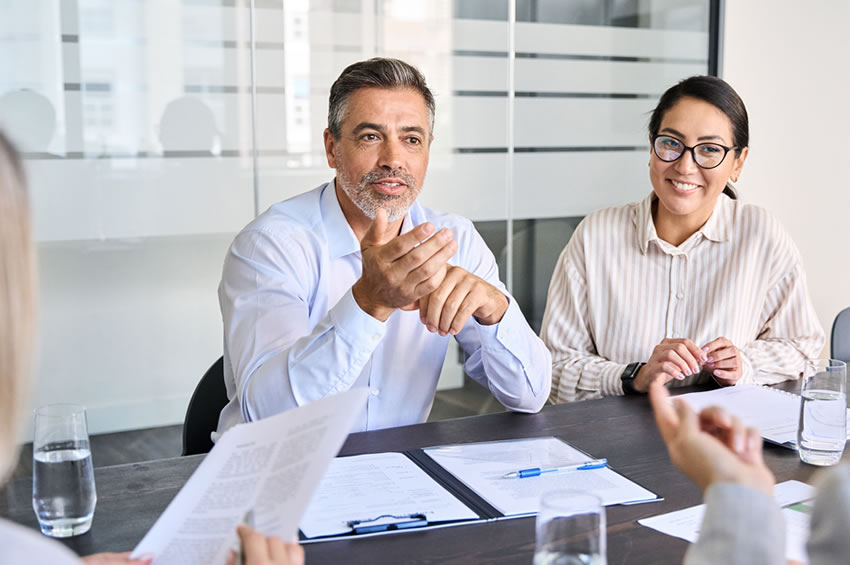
[{"left": 652, "top": 134, "right": 738, "bottom": 170}]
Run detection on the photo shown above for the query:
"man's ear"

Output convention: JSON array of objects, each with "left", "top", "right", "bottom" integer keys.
[{"left": 323, "top": 128, "right": 337, "bottom": 169}]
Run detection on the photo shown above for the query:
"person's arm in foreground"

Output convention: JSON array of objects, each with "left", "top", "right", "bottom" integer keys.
[{"left": 649, "top": 381, "right": 786, "bottom": 565}]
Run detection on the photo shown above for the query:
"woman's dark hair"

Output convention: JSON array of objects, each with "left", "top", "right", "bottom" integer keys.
[{"left": 648, "top": 76, "right": 748, "bottom": 156}]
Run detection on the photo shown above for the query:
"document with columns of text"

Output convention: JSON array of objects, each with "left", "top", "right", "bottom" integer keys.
[{"left": 131, "top": 388, "right": 369, "bottom": 565}]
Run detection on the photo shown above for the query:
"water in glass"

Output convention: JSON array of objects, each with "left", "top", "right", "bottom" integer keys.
[
  {"left": 32, "top": 441, "right": 97, "bottom": 537},
  {"left": 798, "top": 389, "right": 847, "bottom": 466},
  {"left": 533, "top": 550, "right": 605, "bottom": 565},
  {"left": 535, "top": 491, "right": 606, "bottom": 565}
]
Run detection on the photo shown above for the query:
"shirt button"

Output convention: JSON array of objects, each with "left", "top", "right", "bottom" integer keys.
[
  {"left": 676, "top": 291, "right": 684, "bottom": 300},
  {"left": 370, "top": 388, "right": 380, "bottom": 396}
]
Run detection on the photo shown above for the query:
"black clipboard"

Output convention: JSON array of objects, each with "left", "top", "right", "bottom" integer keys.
[{"left": 298, "top": 436, "right": 659, "bottom": 543}]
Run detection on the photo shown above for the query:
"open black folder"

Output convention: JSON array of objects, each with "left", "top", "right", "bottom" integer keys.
[{"left": 299, "top": 436, "right": 660, "bottom": 542}]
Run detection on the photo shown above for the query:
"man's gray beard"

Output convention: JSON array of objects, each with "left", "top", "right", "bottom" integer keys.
[
  {"left": 340, "top": 169, "right": 418, "bottom": 223},
  {"left": 353, "top": 193, "right": 408, "bottom": 222}
]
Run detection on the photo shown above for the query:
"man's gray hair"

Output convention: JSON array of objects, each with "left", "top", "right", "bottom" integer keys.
[{"left": 328, "top": 58, "right": 435, "bottom": 139}]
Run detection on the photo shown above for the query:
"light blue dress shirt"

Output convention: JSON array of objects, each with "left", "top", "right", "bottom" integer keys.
[{"left": 216, "top": 182, "right": 551, "bottom": 435}]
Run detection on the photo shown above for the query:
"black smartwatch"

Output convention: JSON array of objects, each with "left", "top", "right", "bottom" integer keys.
[{"left": 621, "top": 362, "right": 646, "bottom": 395}]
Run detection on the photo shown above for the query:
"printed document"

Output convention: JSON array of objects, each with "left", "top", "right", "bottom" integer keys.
[
  {"left": 639, "top": 480, "right": 815, "bottom": 564},
  {"left": 300, "top": 452, "right": 479, "bottom": 538},
  {"left": 675, "top": 385, "right": 850, "bottom": 447},
  {"left": 131, "top": 388, "right": 368, "bottom": 565},
  {"left": 423, "top": 437, "right": 658, "bottom": 516}
]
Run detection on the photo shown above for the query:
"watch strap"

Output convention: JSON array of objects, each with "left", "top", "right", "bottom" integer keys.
[{"left": 621, "top": 362, "right": 646, "bottom": 395}]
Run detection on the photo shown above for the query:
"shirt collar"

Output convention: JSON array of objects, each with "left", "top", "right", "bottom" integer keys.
[
  {"left": 633, "top": 191, "right": 734, "bottom": 255},
  {"left": 321, "top": 179, "right": 422, "bottom": 259},
  {"left": 321, "top": 180, "right": 361, "bottom": 260},
  {"left": 699, "top": 193, "right": 734, "bottom": 244}
]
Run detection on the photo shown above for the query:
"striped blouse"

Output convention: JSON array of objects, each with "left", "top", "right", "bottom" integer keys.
[{"left": 541, "top": 192, "right": 825, "bottom": 403}]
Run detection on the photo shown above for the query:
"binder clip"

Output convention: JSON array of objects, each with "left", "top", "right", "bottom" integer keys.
[{"left": 346, "top": 512, "right": 428, "bottom": 534}]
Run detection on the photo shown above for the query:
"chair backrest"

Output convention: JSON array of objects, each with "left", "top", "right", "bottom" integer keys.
[
  {"left": 831, "top": 307, "right": 850, "bottom": 363},
  {"left": 497, "top": 217, "right": 579, "bottom": 333},
  {"left": 182, "top": 356, "right": 228, "bottom": 456}
]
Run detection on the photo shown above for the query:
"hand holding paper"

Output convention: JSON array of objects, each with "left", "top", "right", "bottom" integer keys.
[
  {"left": 131, "top": 388, "right": 369, "bottom": 565},
  {"left": 227, "top": 524, "right": 304, "bottom": 565}
]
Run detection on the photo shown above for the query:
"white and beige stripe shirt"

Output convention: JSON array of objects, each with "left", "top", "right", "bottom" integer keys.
[{"left": 541, "top": 192, "right": 825, "bottom": 403}]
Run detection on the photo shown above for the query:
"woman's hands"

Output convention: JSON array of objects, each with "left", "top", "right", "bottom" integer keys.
[
  {"left": 633, "top": 336, "right": 744, "bottom": 392},
  {"left": 228, "top": 525, "right": 305, "bottom": 565},
  {"left": 633, "top": 338, "right": 704, "bottom": 392},
  {"left": 702, "top": 337, "right": 744, "bottom": 385}
]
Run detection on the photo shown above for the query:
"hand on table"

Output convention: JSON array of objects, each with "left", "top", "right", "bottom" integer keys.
[
  {"left": 649, "top": 380, "right": 774, "bottom": 496},
  {"left": 417, "top": 266, "right": 508, "bottom": 336},
  {"left": 701, "top": 336, "right": 744, "bottom": 385},
  {"left": 81, "top": 553, "right": 151, "bottom": 565},
  {"left": 352, "top": 208, "right": 457, "bottom": 322},
  {"left": 633, "top": 338, "right": 705, "bottom": 392},
  {"left": 227, "top": 525, "right": 304, "bottom": 565}
]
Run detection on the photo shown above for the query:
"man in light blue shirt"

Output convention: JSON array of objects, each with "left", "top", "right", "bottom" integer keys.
[{"left": 216, "top": 58, "right": 551, "bottom": 435}]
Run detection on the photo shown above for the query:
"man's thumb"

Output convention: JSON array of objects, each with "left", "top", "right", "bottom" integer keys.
[{"left": 361, "top": 208, "right": 388, "bottom": 249}]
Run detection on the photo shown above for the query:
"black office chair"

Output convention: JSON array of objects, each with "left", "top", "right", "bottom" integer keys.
[
  {"left": 182, "top": 356, "right": 228, "bottom": 456},
  {"left": 831, "top": 307, "right": 850, "bottom": 363}
]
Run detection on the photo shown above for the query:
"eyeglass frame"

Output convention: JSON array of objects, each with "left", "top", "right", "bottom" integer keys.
[{"left": 651, "top": 134, "right": 739, "bottom": 170}]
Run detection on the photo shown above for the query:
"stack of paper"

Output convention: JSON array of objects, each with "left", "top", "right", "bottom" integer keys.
[
  {"left": 424, "top": 437, "right": 659, "bottom": 516},
  {"left": 675, "top": 385, "right": 850, "bottom": 448},
  {"left": 300, "top": 452, "right": 478, "bottom": 538},
  {"left": 639, "top": 480, "right": 816, "bottom": 564}
]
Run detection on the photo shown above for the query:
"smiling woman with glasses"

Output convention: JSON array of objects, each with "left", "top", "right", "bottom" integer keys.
[
  {"left": 651, "top": 134, "right": 737, "bottom": 169},
  {"left": 541, "top": 75, "right": 824, "bottom": 404}
]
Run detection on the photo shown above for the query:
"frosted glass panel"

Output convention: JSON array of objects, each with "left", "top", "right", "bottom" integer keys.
[
  {"left": 0, "top": 0, "right": 254, "bottom": 433},
  {"left": 253, "top": 1, "right": 509, "bottom": 226},
  {"left": 0, "top": 0, "right": 714, "bottom": 433}
]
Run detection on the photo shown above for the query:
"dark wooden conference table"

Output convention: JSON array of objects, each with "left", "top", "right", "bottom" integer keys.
[{"left": 0, "top": 384, "right": 830, "bottom": 565}]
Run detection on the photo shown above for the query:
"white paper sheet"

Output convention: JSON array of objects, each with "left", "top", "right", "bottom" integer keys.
[
  {"left": 675, "top": 385, "right": 850, "bottom": 447},
  {"left": 638, "top": 480, "right": 815, "bottom": 564},
  {"left": 131, "top": 388, "right": 369, "bottom": 565},
  {"left": 299, "top": 452, "right": 479, "bottom": 538},
  {"left": 423, "top": 437, "right": 658, "bottom": 516}
]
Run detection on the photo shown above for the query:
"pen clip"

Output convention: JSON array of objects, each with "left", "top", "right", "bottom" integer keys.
[
  {"left": 577, "top": 460, "right": 607, "bottom": 470},
  {"left": 346, "top": 513, "right": 428, "bottom": 535}
]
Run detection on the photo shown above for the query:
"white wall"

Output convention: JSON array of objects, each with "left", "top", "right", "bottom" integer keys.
[{"left": 722, "top": 0, "right": 850, "bottom": 355}]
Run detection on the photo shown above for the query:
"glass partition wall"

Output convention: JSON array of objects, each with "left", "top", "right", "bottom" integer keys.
[{"left": 0, "top": 0, "right": 715, "bottom": 434}]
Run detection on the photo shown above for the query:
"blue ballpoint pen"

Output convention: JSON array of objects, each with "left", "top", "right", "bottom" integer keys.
[{"left": 502, "top": 458, "right": 608, "bottom": 479}]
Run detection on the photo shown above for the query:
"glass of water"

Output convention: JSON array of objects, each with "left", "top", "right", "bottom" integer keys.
[
  {"left": 534, "top": 491, "right": 606, "bottom": 565},
  {"left": 32, "top": 404, "right": 97, "bottom": 537},
  {"left": 798, "top": 359, "right": 847, "bottom": 466}
]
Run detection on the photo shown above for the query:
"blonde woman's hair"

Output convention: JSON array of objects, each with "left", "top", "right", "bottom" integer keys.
[{"left": 0, "top": 131, "right": 36, "bottom": 483}]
